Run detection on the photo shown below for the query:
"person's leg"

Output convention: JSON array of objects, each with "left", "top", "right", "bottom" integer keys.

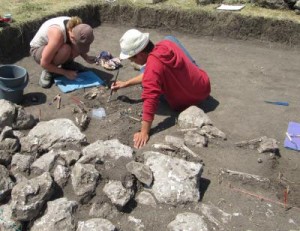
[
  {"left": 164, "top": 35, "right": 198, "bottom": 67},
  {"left": 52, "top": 44, "right": 72, "bottom": 66}
]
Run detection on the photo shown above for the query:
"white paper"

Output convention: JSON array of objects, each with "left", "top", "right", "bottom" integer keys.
[{"left": 217, "top": 4, "right": 245, "bottom": 11}]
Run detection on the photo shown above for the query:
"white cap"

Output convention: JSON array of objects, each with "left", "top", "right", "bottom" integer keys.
[{"left": 119, "top": 29, "right": 150, "bottom": 59}]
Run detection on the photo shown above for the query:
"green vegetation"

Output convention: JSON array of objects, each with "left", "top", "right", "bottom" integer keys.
[{"left": 0, "top": 0, "right": 299, "bottom": 26}]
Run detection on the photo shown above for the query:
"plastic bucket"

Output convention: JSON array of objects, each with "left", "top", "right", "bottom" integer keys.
[{"left": 0, "top": 65, "right": 29, "bottom": 104}]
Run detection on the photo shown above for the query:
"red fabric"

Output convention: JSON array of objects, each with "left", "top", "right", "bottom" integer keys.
[{"left": 141, "top": 40, "right": 211, "bottom": 122}]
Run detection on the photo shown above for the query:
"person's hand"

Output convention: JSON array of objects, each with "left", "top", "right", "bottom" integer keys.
[
  {"left": 111, "top": 81, "right": 128, "bottom": 91},
  {"left": 63, "top": 70, "right": 78, "bottom": 80},
  {"left": 84, "top": 55, "right": 97, "bottom": 64},
  {"left": 133, "top": 131, "right": 149, "bottom": 149}
]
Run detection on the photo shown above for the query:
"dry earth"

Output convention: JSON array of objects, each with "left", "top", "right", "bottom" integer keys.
[{"left": 1, "top": 3, "right": 300, "bottom": 231}]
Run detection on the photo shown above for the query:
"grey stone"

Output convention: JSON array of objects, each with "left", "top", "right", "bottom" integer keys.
[
  {"left": 295, "top": 0, "right": 300, "bottom": 9},
  {"left": 13, "top": 105, "right": 37, "bottom": 130},
  {"left": 167, "top": 212, "right": 208, "bottom": 231},
  {"left": 30, "top": 150, "right": 58, "bottom": 174},
  {"left": 0, "top": 126, "right": 14, "bottom": 141},
  {"left": 136, "top": 191, "right": 157, "bottom": 207},
  {"left": 184, "top": 131, "right": 208, "bottom": 148},
  {"left": 144, "top": 151, "right": 203, "bottom": 205},
  {"left": 0, "top": 204, "right": 22, "bottom": 231},
  {"left": 178, "top": 106, "right": 212, "bottom": 129},
  {"left": 0, "top": 100, "right": 16, "bottom": 130},
  {"left": 257, "top": 137, "right": 278, "bottom": 153},
  {"left": 0, "top": 149, "right": 14, "bottom": 166},
  {"left": 80, "top": 139, "right": 133, "bottom": 164},
  {"left": 59, "top": 149, "right": 81, "bottom": 166},
  {"left": 11, "top": 153, "right": 34, "bottom": 174},
  {"left": 31, "top": 150, "right": 59, "bottom": 174},
  {"left": 89, "top": 202, "right": 119, "bottom": 219},
  {"left": 126, "top": 161, "right": 153, "bottom": 186},
  {"left": 71, "top": 163, "right": 99, "bottom": 201},
  {"left": 31, "top": 198, "right": 78, "bottom": 231},
  {"left": 53, "top": 165, "right": 70, "bottom": 187},
  {"left": 0, "top": 165, "right": 14, "bottom": 202},
  {"left": 20, "top": 119, "right": 86, "bottom": 152},
  {"left": 200, "top": 125, "right": 227, "bottom": 140},
  {"left": 165, "top": 135, "right": 198, "bottom": 157},
  {"left": 103, "top": 180, "right": 134, "bottom": 208},
  {"left": 11, "top": 172, "right": 54, "bottom": 221},
  {"left": 77, "top": 218, "right": 116, "bottom": 231},
  {"left": 128, "top": 216, "right": 146, "bottom": 231}
]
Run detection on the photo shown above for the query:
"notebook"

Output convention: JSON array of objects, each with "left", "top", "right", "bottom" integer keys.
[{"left": 284, "top": 121, "right": 300, "bottom": 151}]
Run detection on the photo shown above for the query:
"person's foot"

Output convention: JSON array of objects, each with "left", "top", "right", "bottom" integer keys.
[
  {"left": 61, "top": 60, "right": 87, "bottom": 72},
  {"left": 39, "top": 70, "right": 53, "bottom": 88}
]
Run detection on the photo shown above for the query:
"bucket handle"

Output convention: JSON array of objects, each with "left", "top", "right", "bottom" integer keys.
[{"left": 0, "top": 73, "right": 29, "bottom": 92}]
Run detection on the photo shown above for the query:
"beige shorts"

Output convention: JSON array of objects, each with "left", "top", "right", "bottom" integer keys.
[{"left": 30, "top": 46, "right": 45, "bottom": 64}]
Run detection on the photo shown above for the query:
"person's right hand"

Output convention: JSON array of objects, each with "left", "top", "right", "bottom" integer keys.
[
  {"left": 64, "top": 70, "right": 78, "bottom": 80},
  {"left": 111, "top": 81, "right": 128, "bottom": 90}
]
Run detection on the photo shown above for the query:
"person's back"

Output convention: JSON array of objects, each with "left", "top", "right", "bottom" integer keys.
[
  {"left": 141, "top": 39, "right": 211, "bottom": 120},
  {"left": 30, "top": 16, "right": 70, "bottom": 48}
]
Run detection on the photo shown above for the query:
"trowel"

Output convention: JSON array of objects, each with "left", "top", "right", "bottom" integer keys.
[{"left": 107, "top": 68, "right": 120, "bottom": 103}]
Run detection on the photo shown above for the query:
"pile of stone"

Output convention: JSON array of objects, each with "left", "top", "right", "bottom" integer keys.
[{"left": 0, "top": 99, "right": 228, "bottom": 230}]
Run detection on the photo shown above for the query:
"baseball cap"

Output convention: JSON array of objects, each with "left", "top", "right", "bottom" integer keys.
[
  {"left": 72, "top": 24, "right": 94, "bottom": 54},
  {"left": 119, "top": 29, "right": 149, "bottom": 59}
]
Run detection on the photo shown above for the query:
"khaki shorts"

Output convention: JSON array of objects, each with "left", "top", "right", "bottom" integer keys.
[{"left": 30, "top": 46, "right": 45, "bottom": 64}]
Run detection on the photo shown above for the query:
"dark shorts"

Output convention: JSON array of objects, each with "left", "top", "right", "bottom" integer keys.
[{"left": 30, "top": 46, "right": 45, "bottom": 64}]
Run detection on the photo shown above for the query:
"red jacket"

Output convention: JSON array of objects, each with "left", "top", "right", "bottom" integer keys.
[{"left": 142, "top": 40, "right": 211, "bottom": 121}]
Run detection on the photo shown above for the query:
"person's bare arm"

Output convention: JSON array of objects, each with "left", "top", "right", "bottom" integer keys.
[
  {"left": 111, "top": 73, "right": 143, "bottom": 90},
  {"left": 81, "top": 53, "right": 96, "bottom": 64},
  {"left": 133, "top": 120, "right": 152, "bottom": 149},
  {"left": 40, "top": 27, "right": 77, "bottom": 79}
]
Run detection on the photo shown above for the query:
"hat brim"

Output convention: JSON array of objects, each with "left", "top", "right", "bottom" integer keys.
[
  {"left": 119, "top": 52, "right": 131, "bottom": 60},
  {"left": 119, "top": 33, "right": 149, "bottom": 60}
]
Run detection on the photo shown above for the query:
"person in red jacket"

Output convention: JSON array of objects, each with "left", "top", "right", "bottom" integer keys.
[{"left": 112, "top": 29, "right": 211, "bottom": 149}]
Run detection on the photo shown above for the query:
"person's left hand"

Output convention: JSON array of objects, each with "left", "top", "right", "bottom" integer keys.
[
  {"left": 133, "top": 131, "right": 149, "bottom": 149},
  {"left": 80, "top": 53, "right": 96, "bottom": 64}
]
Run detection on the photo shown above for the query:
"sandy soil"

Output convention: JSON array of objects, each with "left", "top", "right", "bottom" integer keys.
[{"left": 9, "top": 23, "right": 300, "bottom": 230}]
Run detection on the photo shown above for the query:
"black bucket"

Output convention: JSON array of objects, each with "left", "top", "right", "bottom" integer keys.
[{"left": 0, "top": 65, "right": 29, "bottom": 104}]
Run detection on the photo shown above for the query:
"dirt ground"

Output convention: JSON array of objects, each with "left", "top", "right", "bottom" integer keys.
[{"left": 9, "top": 23, "right": 300, "bottom": 230}]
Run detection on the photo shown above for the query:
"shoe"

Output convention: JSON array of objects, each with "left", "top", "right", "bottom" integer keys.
[
  {"left": 61, "top": 60, "right": 86, "bottom": 72},
  {"left": 39, "top": 70, "right": 53, "bottom": 88}
]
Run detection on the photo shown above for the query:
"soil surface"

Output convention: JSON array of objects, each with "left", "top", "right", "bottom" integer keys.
[{"left": 9, "top": 23, "right": 300, "bottom": 230}]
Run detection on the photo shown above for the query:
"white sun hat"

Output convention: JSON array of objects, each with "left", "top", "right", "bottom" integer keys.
[{"left": 119, "top": 29, "right": 150, "bottom": 59}]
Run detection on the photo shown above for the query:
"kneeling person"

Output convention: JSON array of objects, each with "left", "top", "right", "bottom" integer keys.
[
  {"left": 112, "top": 29, "right": 211, "bottom": 149},
  {"left": 30, "top": 16, "right": 96, "bottom": 88}
]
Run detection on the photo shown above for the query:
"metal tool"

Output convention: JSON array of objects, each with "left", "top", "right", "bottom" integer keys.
[
  {"left": 264, "top": 101, "right": 289, "bottom": 106},
  {"left": 107, "top": 68, "right": 120, "bottom": 102}
]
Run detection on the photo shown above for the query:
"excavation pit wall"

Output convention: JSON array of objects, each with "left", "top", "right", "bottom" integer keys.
[{"left": 0, "top": 3, "right": 300, "bottom": 63}]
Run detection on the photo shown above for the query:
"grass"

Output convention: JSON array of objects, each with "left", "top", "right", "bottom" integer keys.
[{"left": 0, "top": 0, "right": 299, "bottom": 26}]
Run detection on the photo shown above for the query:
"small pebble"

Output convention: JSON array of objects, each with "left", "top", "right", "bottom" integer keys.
[{"left": 257, "top": 158, "right": 263, "bottom": 163}]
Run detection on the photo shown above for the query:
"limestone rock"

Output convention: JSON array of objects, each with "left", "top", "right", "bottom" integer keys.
[
  {"left": 126, "top": 161, "right": 153, "bottom": 186},
  {"left": 21, "top": 118, "right": 86, "bottom": 152},
  {"left": 71, "top": 163, "right": 99, "bottom": 202},
  {"left": 31, "top": 198, "right": 78, "bottom": 231},
  {"left": 144, "top": 151, "right": 203, "bottom": 205},
  {"left": 0, "top": 204, "right": 22, "bottom": 231},
  {"left": 77, "top": 218, "right": 116, "bottom": 231},
  {"left": 11, "top": 172, "right": 54, "bottom": 221},
  {"left": 103, "top": 180, "right": 134, "bottom": 208},
  {"left": 178, "top": 106, "right": 212, "bottom": 129},
  {"left": 167, "top": 212, "right": 208, "bottom": 231},
  {"left": 0, "top": 165, "right": 14, "bottom": 202}
]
